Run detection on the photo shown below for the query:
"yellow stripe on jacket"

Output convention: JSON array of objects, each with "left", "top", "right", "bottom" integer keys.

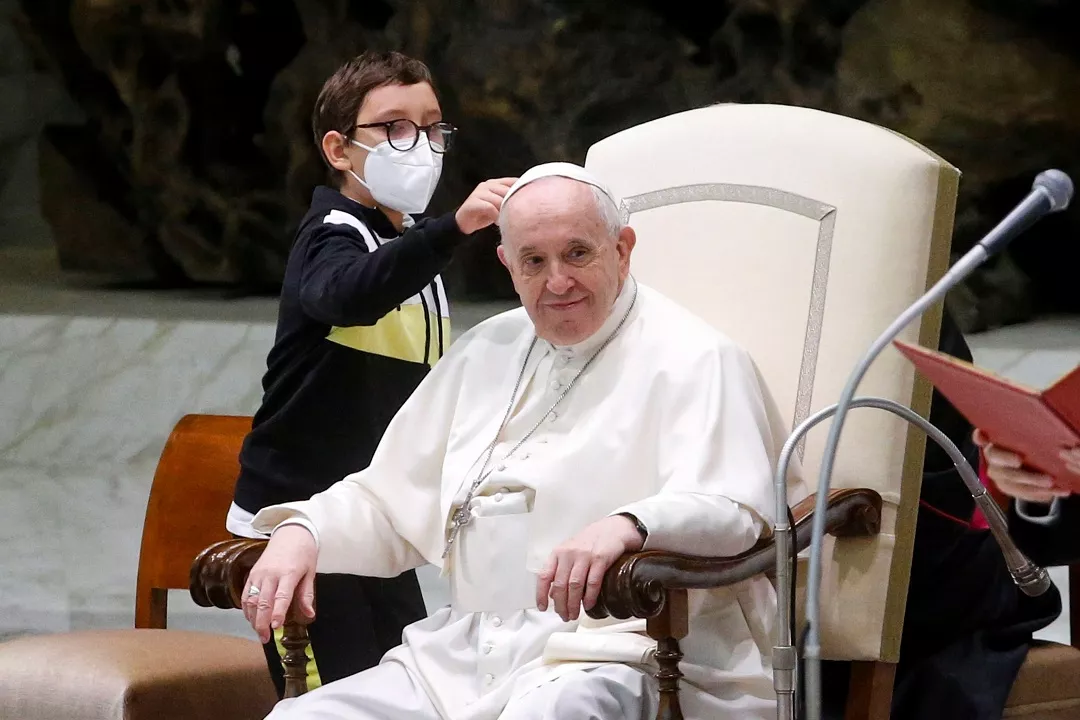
[{"left": 327, "top": 304, "right": 450, "bottom": 366}]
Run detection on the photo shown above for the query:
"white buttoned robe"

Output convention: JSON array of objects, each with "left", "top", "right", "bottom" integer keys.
[{"left": 253, "top": 279, "right": 804, "bottom": 719}]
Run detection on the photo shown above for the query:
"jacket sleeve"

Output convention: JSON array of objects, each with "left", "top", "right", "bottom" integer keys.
[
  {"left": 1010, "top": 495, "right": 1080, "bottom": 567},
  {"left": 611, "top": 344, "right": 780, "bottom": 558},
  {"left": 298, "top": 212, "right": 465, "bottom": 327}
]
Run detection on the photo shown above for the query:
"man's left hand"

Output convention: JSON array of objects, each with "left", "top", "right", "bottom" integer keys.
[{"left": 536, "top": 515, "right": 645, "bottom": 621}]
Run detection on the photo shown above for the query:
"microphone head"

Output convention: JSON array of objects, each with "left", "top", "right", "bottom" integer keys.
[
  {"left": 1015, "top": 565, "right": 1053, "bottom": 597},
  {"left": 1033, "top": 169, "right": 1074, "bottom": 212}
]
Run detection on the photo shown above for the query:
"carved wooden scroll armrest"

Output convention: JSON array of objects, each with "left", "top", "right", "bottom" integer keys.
[
  {"left": 586, "top": 487, "right": 882, "bottom": 720},
  {"left": 588, "top": 487, "right": 882, "bottom": 621},
  {"left": 190, "top": 538, "right": 312, "bottom": 698}
]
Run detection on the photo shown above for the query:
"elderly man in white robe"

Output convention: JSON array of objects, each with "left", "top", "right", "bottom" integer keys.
[{"left": 242, "top": 161, "right": 798, "bottom": 720}]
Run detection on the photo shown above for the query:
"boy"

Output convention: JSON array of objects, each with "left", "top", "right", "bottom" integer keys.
[{"left": 227, "top": 50, "right": 514, "bottom": 695}]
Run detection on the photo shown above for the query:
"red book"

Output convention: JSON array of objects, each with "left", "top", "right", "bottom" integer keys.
[{"left": 893, "top": 340, "right": 1080, "bottom": 487}]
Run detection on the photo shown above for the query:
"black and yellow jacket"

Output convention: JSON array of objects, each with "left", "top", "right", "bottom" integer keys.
[{"left": 233, "top": 186, "right": 463, "bottom": 514}]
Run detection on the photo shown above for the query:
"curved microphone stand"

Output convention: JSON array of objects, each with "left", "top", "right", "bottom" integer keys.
[
  {"left": 800, "top": 169, "right": 1070, "bottom": 720},
  {"left": 772, "top": 396, "right": 1050, "bottom": 720}
]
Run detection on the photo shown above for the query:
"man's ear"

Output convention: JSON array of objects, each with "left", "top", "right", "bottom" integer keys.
[
  {"left": 322, "top": 131, "right": 353, "bottom": 173},
  {"left": 496, "top": 243, "right": 510, "bottom": 271},
  {"left": 617, "top": 226, "right": 636, "bottom": 267}
]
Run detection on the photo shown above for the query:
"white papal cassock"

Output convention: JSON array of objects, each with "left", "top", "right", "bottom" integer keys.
[{"left": 252, "top": 277, "right": 804, "bottom": 720}]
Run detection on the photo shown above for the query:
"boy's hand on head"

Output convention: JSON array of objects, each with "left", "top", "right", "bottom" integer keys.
[{"left": 455, "top": 178, "right": 517, "bottom": 235}]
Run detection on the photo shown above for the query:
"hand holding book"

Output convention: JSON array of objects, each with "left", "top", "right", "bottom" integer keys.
[
  {"left": 974, "top": 428, "right": 1080, "bottom": 503},
  {"left": 894, "top": 340, "right": 1080, "bottom": 491}
]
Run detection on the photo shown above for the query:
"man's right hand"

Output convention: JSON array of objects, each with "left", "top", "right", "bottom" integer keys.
[
  {"left": 243, "top": 524, "right": 318, "bottom": 643},
  {"left": 455, "top": 178, "right": 517, "bottom": 235}
]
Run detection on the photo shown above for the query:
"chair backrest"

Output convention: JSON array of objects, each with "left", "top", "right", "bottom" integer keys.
[
  {"left": 585, "top": 103, "right": 958, "bottom": 663},
  {"left": 135, "top": 414, "right": 252, "bottom": 628}
]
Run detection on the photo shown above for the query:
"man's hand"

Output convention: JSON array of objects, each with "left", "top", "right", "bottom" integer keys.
[
  {"left": 536, "top": 515, "right": 645, "bottom": 622},
  {"left": 243, "top": 525, "right": 318, "bottom": 643},
  {"left": 974, "top": 429, "right": 1079, "bottom": 503},
  {"left": 455, "top": 178, "right": 516, "bottom": 235}
]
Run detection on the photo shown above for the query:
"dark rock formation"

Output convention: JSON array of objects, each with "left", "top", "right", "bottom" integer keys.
[{"left": 13, "top": 0, "right": 1080, "bottom": 326}]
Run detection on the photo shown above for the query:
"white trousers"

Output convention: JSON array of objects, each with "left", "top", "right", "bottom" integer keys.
[{"left": 264, "top": 661, "right": 659, "bottom": 720}]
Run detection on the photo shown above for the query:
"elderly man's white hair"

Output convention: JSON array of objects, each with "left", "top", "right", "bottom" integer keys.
[{"left": 497, "top": 162, "right": 624, "bottom": 241}]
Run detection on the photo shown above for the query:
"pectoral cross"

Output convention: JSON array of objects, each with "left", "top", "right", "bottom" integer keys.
[{"left": 442, "top": 504, "right": 474, "bottom": 558}]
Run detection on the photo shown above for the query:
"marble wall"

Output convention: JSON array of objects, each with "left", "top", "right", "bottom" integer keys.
[{"left": 0, "top": 312, "right": 277, "bottom": 639}]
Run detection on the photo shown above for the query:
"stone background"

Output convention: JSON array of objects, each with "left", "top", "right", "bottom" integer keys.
[{"left": 6, "top": 0, "right": 1080, "bottom": 330}]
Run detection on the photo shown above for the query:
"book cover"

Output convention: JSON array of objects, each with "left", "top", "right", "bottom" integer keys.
[{"left": 893, "top": 340, "right": 1080, "bottom": 487}]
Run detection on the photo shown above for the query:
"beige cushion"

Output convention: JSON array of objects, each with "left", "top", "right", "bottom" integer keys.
[
  {"left": 0, "top": 629, "right": 277, "bottom": 720},
  {"left": 1004, "top": 642, "right": 1080, "bottom": 719},
  {"left": 585, "top": 103, "right": 958, "bottom": 662}
]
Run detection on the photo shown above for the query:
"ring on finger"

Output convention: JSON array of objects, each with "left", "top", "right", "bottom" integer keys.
[{"left": 247, "top": 586, "right": 261, "bottom": 597}]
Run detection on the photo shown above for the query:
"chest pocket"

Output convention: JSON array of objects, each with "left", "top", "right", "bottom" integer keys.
[{"left": 450, "top": 489, "right": 538, "bottom": 614}]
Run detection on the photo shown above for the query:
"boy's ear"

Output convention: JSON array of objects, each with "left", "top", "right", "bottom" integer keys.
[{"left": 322, "top": 131, "right": 353, "bottom": 173}]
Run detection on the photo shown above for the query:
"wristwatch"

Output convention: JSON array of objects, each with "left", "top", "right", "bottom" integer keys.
[{"left": 618, "top": 512, "right": 648, "bottom": 543}]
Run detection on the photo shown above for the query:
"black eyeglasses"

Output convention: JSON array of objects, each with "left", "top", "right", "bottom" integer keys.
[{"left": 353, "top": 119, "right": 457, "bottom": 154}]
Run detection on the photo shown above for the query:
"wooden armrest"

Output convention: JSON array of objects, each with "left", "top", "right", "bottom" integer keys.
[
  {"left": 587, "top": 487, "right": 882, "bottom": 621},
  {"left": 189, "top": 538, "right": 312, "bottom": 699},
  {"left": 190, "top": 538, "right": 269, "bottom": 610}
]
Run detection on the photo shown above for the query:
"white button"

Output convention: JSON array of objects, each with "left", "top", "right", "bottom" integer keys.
[
  {"left": 493, "top": 492, "right": 504, "bottom": 502},
  {"left": 497, "top": 463, "right": 506, "bottom": 471},
  {"left": 491, "top": 615, "right": 502, "bottom": 627},
  {"left": 482, "top": 642, "right": 493, "bottom": 655},
  {"left": 484, "top": 673, "right": 494, "bottom": 685},
  {"left": 548, "top": 411, "right": 558, "bottom": 421}
]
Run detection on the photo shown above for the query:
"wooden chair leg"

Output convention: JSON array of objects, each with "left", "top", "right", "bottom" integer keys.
[
  {"left": 647, "top": 589, "right": 689, "bottom": 720},
  {"left": 844, "top": 661, "right": 896, "bottom": 720},
  {"left": 281, "top": 619, "right": 311, "bottom": 699}
]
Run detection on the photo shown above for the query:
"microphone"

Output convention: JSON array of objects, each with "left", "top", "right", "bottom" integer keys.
[
  {"left": 797, "top": 169, "right": 1073, "bottom": 720},
  {"left": 979, "top": 169, "right": 1074, "bottom": 257},
  {"left": 770, "top": 397, "right": 1052, "bottom": 720}
]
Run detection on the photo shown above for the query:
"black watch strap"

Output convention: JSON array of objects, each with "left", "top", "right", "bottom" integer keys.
[{"left": 618, "top": 512, "right": 648, "bottom": 542}]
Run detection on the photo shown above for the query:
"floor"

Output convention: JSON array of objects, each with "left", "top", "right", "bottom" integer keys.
[{"left": 0, "top": 244, "right": 1077, "bottom": 650}]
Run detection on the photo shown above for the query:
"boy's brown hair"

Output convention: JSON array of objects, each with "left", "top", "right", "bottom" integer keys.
[{"left": 312, "top": 51, "right": 435, "bottom": 187}]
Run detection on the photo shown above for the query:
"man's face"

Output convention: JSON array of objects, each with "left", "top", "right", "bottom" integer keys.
[{"left": 497, "top": 178, "right": 636, "bottom": 346}]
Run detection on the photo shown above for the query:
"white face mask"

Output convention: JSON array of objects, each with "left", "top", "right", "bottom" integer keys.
[{"left": 349, "top": 134, "right": 443, "bottom": 214}]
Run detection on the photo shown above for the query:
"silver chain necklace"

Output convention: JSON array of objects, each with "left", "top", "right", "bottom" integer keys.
[{"left": 442, "top": 279, "right": 639, "bottom": 559}]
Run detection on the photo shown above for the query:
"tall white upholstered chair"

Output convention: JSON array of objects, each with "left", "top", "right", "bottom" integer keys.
[{"left": 586, "top": 102, "right": 955, "bottom": 717}]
